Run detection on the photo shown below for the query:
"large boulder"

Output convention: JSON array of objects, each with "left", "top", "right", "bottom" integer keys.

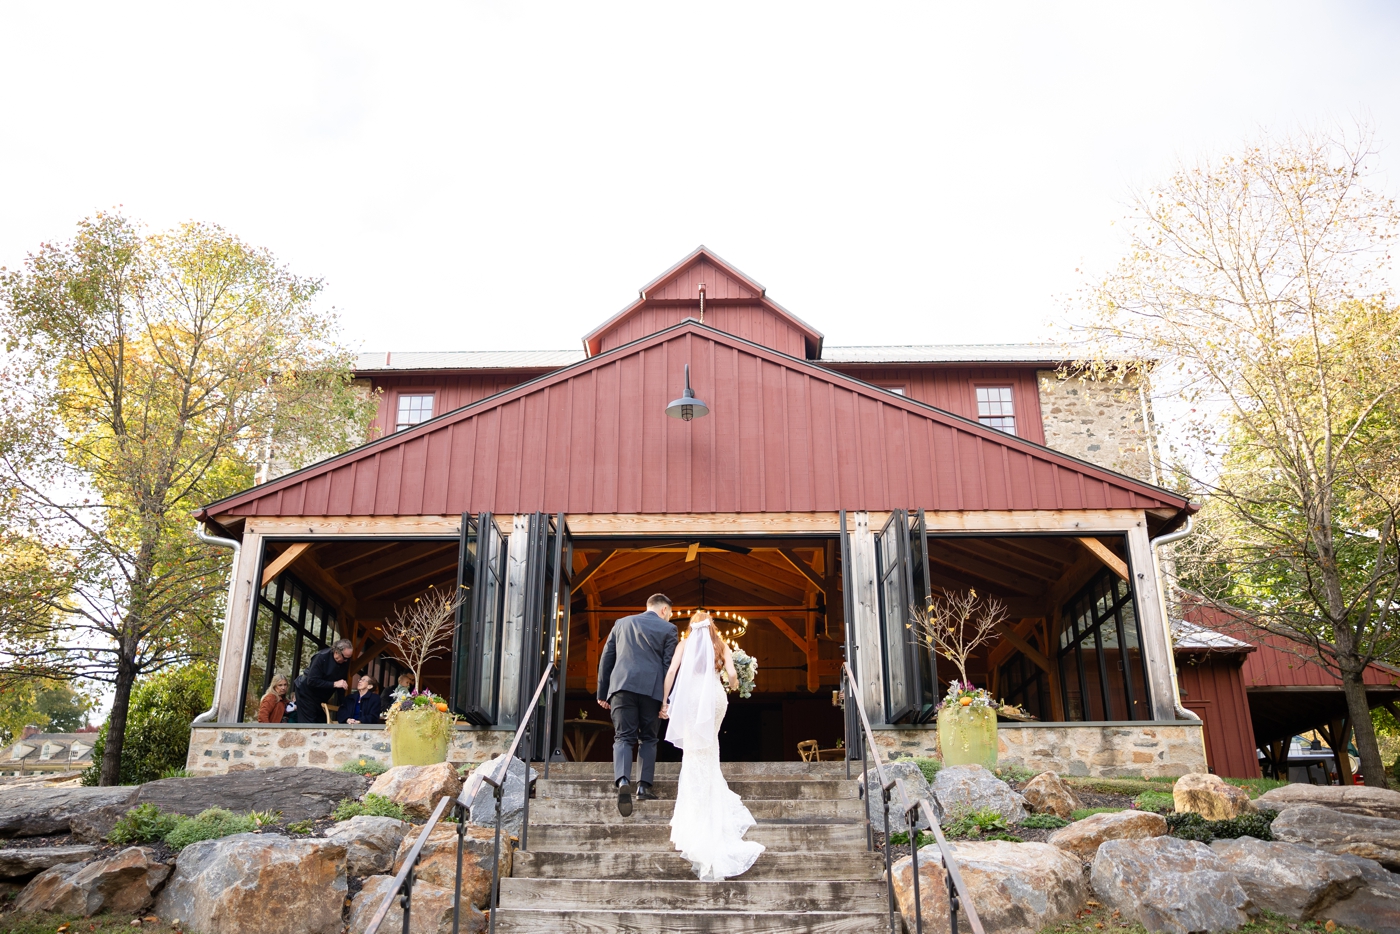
[
  {"left": 931, "top": 765, "right": 1027, "bottom": 824},
  {"left": 1048, "top": 810, "right": 1168, "bottom": 864},
  {"left": 371, "top": 763, "right": 463, "bottom": 821},
  {"left": 349, "top": 873, "right": 485, "bottom": 934},
  {"left": 0, "top": 845, "right": 98, "bottom": 879},
  {"left": 327, "top": 815, "right": 409, "bottom": 876},
  {"left": 467, "top": 756, "right": 539, "bottom": 840},
  {"left": 1327, "top": 856, "right": 1400, "bottom": 934},
  {"left": 1090, "top": 836, "right": 1253, "bottom": 934},
  {"left": 154, "top": 833, "right": 346, "bottom": 934},
  {"left": 1209, "top": 838, "right": 1372, "bottom": 920},
  {"left": 13, "top": 846, "right": 170, "bottom": 916},
  {"left": 1257, "top": 782, "right": 1400, "bottom": 821},
  {"left": 0, "top": 785, "right": 137, "bottom": 837},
  {"left": 891, "top": 840, "right": 1087, "bottom": 934},
  {"left": 857, "top": 760, "right": 933, "bottom": 833},
  {"left": 72, "top": 767, "right": 369, "bottom": 843},
  {"left": 1172, "top": 773, "right": 1254, "bottom": 820},
  {"left": 1021, "top": 771, "right": 1082, "bottom": 820},
  {"left": 1271, "top": 803, "right": 1400, "bottom": 870},
  {"left": 393, "top": 822, "right": 511, "bottom": 909}
]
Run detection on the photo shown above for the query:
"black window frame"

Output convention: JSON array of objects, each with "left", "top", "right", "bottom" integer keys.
[
  {"left": 1057, "top": 568, "right": 1152, "bottom": 722},
  {"left": 241, "top": 570, "right": 339, "bottom": 721}
]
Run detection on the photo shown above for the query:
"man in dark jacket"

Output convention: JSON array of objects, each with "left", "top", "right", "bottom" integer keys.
[
  {"left": 338, "top": 675, "right": 384, "bottom": 724},
  {"left": 597, "top": 594, "right": 679, "bottom": 815},
  {"left": 291, "top": 639, "right": 352, "bottom": 723}
]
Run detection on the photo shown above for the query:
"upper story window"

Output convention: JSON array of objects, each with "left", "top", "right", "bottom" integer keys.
[
  {"left": 395, "top": 394, "right": 434, "bottom": 431},
  {"left": 975, "top": 386, "right": 1016, "bottom": 435}
]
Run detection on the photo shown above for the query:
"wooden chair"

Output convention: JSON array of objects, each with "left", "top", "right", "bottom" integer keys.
[
  {"left": 798, "top": 740, "right": 819, "bottom": 762},
  {"left": 321, "top": 703, "right": 336, "bottom": 724}
]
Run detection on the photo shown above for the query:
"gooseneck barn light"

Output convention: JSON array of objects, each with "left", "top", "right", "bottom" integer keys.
[{"left": 665, "top": 364, "right": 709, "bottom": 421}]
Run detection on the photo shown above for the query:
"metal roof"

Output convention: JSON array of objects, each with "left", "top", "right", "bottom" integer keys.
[
  {"left": 355, "top": 343, "right": 1067, "bottom": 373},
  {"left": 820, "top": 343, "right": 1067, "bottom": 364},
  {"left": 354, "top": 350, "right": 586, "bottom": 372},
  {"left": 1171, "top": 619, "right": 1254, "bottom": 652},
  {"left": 1, "top": 732, "right": 97, "bottom": 765}
]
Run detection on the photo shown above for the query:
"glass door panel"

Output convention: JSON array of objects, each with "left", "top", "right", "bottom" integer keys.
[{"left": 876, "top": 510, "right": 916, "bottom": 724}]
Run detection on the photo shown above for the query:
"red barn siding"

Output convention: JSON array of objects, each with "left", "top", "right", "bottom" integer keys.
[
  {"left": 207, "top": 321, "right": 1189, "bottom": 520},
  {"left": 825, "top": 365, "right": 1047, "bottom": 445},
  {"left": 366, "top": 371, "right": 552, "bottom": 438},
  {"left": 597, "top": 303, "right": 809, "bottom": 358},
  {"left": 1177, "top": 655, "right": 1261, "bottom": 777}
]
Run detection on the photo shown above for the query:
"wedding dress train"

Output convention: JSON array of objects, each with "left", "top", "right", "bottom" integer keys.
[{"left": 665, "top": 621, "right": 764, "bottom": 882}]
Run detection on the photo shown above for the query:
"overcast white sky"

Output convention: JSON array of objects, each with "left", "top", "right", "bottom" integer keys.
[{"left": 2, "top": 2, "right": 1398, "bottom": 354}]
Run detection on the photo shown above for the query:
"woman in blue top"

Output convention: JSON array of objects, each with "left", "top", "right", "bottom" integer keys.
[{"left": 338, "top": 675, "right": 384, "bottom": 725}]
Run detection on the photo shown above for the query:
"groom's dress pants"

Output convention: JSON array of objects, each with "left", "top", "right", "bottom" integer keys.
[{"left": 609, "top": 690, "right": 662, "bottom": 785}]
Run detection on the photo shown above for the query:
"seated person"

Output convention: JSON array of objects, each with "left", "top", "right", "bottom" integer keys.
[
  {"left": 337, "top": 675, "right": 384, "bottom": 725},
  {"left": 389, "top": 672, "right": 414, "bottom": 705}
]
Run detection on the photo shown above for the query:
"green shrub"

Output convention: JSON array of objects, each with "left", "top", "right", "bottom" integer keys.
[
  {"left": 158, "top": 767, "right": 193, "bottom": 780},
  {"left": 1063, "top": 777, "right": 1162, "bottom": 796},
  {"left": 106, "top": 804, "right": 179, "bottom": 845},
  {"left": 992, "top": 764, "right": 1036, "bottom": 785},
  {"left": 333, "top": 793, "right": 407, "bottom": 822},
  {"left": 1133, "top": 791, "right": 1176, "bottom": 814},
  {"left": 339, "top": 756, "right": 389, "bottom": 776},
  {"left": 163, "top": 808, "right": 257, "bottom": 851},
  {"left": 285, "top": 819, "right": 315, "bottom": 835},
  {"left": 1070, "top": 807, "right": 1123, "bottom": 821},
  {"left": 913, "top": 758, "right": 941, "bottom": 783},
  {"left": 1019, "top": 812, "right": 1070, "bottom": 829},
  {"left": 1221, "top": 778, "right": 1289, "bottom": 799},
  {"left": 888, "top": 830, "right": 933, "bottom": 847},
  {"left": 945, "top": 807, "right": 1020, "bottom": 841},
  {"left": 1166, "top": 808, "right": 1277, "bottom": 843},
  {"left": 82, "top": 664, "right": 214, "bottom": 786}
]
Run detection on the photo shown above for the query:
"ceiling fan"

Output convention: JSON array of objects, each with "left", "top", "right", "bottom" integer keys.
[{"left": 647, "top": 539, "right": 752, "bottom": 560}]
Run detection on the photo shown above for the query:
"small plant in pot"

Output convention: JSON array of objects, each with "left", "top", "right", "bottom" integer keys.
[
  {"left": 381, "top": 585, "right": 462, "bottom": 766},
  {"left": 912, "top": 589, "right": 1007, "bottom": 769}
]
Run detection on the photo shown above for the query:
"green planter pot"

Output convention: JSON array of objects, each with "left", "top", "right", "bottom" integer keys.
[
  {"left": 937, "top": 704, "right": 998, "bottom": 769},
  {"left": 389, "top": 706, "right": 452, "bottom": 767}
]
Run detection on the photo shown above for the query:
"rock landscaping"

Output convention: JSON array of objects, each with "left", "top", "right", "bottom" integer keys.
[
  {"left": 0, "top": 762, "right": 509, "bottom": 933},
  {"left": 1257, "top": 782, "right": 1400, "bottom": 820},
  {"left": 1022, "top": 771, "right": 1083, "bottom": 820},
  {"left": 1091, "top": 835, "right": 1254, "bottom": 934},
  {"left": 931, "top": 764, "right": 1029, "bottom": 824},
  {"left": 1047, "top": 809, "right": 1168, "bottom": 863},
  {"left": 1272, "top": 803, "right": 1400, "bottom": 870},
  {"left": 858, "top": 759, "right": 934, "bottom": 833},
  {"left": 466, "top": 756, "right": 538, "bottom": 841},
  {"left": 1173, "top": 772, "right": 1256, "bottom": 820},
  {"left": 369, "top": 761, "right": 463, "bottom": 820}
]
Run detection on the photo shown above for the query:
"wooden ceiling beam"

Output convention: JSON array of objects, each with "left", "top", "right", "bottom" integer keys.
[
  {"left": 262, "top": 542, "right": 312, "bottom": 587},
  {"left": 777, "top": 548, "right": 826, "bottom": 593},
  {"left": 767, "top": 616, "right": 808, "bottom": 652},
  {"left": 317, "top": 542, "right": 399, "bottom": 573},
  {"left": 354, "top": 560, "right": 458, "bottom": 602},
  {"left": 570, "top": 549, "right": 617, "bottom": 591},
  {"left": 1076, "top": 537, "right": 1130, "bottom": 582},
  {"left": 340, "top": 542, "right": 458, "bottom": 587}
]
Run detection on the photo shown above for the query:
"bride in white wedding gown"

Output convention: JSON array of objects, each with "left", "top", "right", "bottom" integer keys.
[{"left": 659, "top": 610, "right": 765, "bottom": 882}]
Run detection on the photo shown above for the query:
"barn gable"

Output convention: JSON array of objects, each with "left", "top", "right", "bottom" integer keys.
[
  {"left": 200, "top": 320, "right": 1191, "bottom": 521},
  {"left": 582, "top": 247, "right": 824, "bottom": 359}
]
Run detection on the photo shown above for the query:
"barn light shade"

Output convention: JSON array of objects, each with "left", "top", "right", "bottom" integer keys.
[{"left": 665, "top": 364, "right": 709, "bottom": 421}]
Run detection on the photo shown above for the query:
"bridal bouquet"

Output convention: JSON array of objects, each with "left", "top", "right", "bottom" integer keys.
[{"left": 722, "top": 648, "right": 757, "bottom": 698}]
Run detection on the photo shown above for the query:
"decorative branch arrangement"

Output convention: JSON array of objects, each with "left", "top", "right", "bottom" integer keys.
[
  {"left": 910, "top": 588, "right": 1008, "bottom": 688},
  {"left": 381, "top": 585, "right": 463, "bottom": 693}
]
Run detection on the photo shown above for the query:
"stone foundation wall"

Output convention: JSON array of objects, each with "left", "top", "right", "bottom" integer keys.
[
  {"left": 871, "top": 721, "right": 1207, "bottom": 778},
  {"left": 1037, "top": 370, "right": 1156, "bottom": 483},
  {"left": 187, "top": 724, "right": 515, "bottom": 775}
]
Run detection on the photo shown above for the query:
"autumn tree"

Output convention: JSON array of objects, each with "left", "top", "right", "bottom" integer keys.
[
  {"left": 0, "top": 212, "right": 374, "bottom": 785},
  {"left": 1072, "top": 127, "right": 1400, "bottom": 786}
]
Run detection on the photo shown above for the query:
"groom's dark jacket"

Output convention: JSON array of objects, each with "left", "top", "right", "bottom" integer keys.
[{"left": 597, "top": 610, "right": 679, "bottom": 703}]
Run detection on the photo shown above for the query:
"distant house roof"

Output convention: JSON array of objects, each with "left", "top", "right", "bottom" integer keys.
[
  {"left": 355, "top": 343, "right": 1067, "bottom": 375},
  {"left": 0, "top": 732, "right": 95, "bottom": 769},
  {"left": 1171, "top": 619, "right": 1254, "bottom": 654}
]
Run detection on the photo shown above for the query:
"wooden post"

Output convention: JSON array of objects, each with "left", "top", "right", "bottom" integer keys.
[
  {"left": 805, "top": 590, "right": 819, "bottom": 693},
  {"left": 585, "top": 591, "right": 600, "bottom": 694},
  {"left": 1045, "top": 613, "right": 1065, "bottom": 721}
]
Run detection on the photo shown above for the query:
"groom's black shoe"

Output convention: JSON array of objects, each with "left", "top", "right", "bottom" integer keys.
[
  {"left": 636, "top": 782, "right": 660, "bottom": 801},
  {"left": 616, "top": 778, "right": 633, "bottom": 817}
]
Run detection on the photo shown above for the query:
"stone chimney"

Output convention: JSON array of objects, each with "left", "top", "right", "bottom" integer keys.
[{"left": 20, "top": 724, "right": 41, "bottom": 740}]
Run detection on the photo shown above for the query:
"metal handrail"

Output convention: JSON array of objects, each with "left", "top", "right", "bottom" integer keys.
[
  {"left": 364, "top": 662, "right": 557, "bottom": 934},
  {"left": 841, "top": 662, "right": 985, "bottom": 934}
]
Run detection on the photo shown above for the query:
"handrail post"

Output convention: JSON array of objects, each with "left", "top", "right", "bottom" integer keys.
[
  {"left": 452, "top": 800, "right": 466, "bottom": 934},
  {"left": 519, "top": 738, "right": 533, "bottom": 852},
  {"left": 542, "top": 669, "right": 556, "bottom": 780},
  {"left": 947, "top": 857, "right": 960, "bottom": 934},
  {"left": 907, "top": 799, "right": 924, "bottom": 934},
  {"left": 882, "top": 781, "right": 896, "bottom": 934},
  {"left": 400, "top": 862, "right": 414, "bottom": 934},
  {"left": 488, "top": 779, "right": 503, "bottom": 934},
  {"left": 861, "top": 723, "right": 872, "bottom": 851},
  {"left": 843, "top": 667, "right": 851, "bottom": 781}
]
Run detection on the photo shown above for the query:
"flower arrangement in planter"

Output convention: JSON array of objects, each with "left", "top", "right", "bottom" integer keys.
[
  {"left": 912, "top": 589, "right": 1009, "bottom": 770},
  {"left": 380, "top": 585, "right": 462, "bottom": 766},
  {"left": 721, "top": 647, "right": 758, "bottom": 698}
]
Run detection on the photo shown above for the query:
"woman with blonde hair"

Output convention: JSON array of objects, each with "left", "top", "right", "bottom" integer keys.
[
  {"left": 659, "top": 610, "right": 763, "bottom": 881},
  {"left": 258, "top": 673, "right": 291, "bottom": 723}
]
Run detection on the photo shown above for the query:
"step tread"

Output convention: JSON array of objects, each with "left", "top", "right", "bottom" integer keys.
[
  {"left": 528, "top": 796, "right": 868, "bottom": 823},
  {"left": 513, "top": 849, "right": 884, "bottom": 882},
  {"left": 491, "top": 908, "right": 889, "bottom": 934},
  {"left": 497, "top": 878, "right": 888, "bottom": 912},
  {"left": 537, "top": 778, "right": 859, "bottom": 799},
  {"left": 527, "top": 822, "right": 866, "bottom": 851}
]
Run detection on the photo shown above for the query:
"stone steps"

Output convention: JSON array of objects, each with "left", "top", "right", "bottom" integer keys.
[
  {"left": 528, "top": 796, "right": 867, "bottom": 823},
  {"left": 492, "top": 761, "right": 884, "bottom": 933},
  {"left": 496, "top": 878, "right": 887, "bottom": 912},
  {"left": 491, "top": 908, "right": 888, "bottom": 933},
  {"left": 536, "top": 778, "right": 859, "bottom": 799},
  {"left": 513, "top": 850, "right": 884, "bottom": 882},
  {"left": 528, "top": 821, "right": 867, "bottom": 851}
]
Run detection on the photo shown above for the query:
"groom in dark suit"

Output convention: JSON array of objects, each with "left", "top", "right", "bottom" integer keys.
[{"left": 597, "top": 593, "right": 679, "bottom": 816}]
